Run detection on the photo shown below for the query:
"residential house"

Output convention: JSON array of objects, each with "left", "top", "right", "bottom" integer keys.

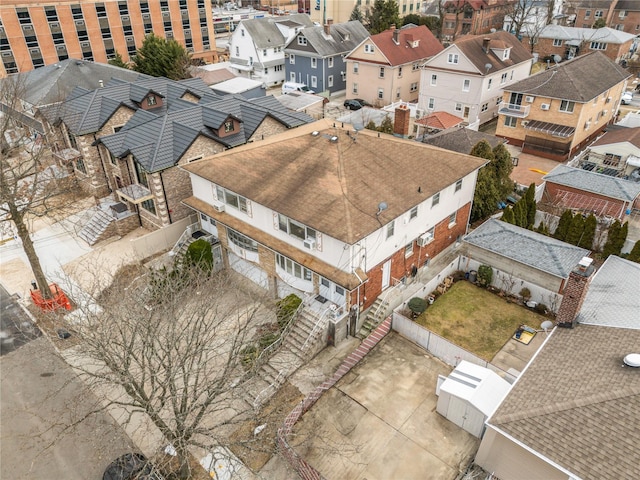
[
  {"left": 496, "top": 52, "right": 631, "bottom": 161},
  {"left": 462, "top": 218, "right": 590, "bottom": 309},
  {"left": 415, "top": 111, "right": 465, "bottom": 137},
  {"left": 229, "top": 14, "right": 313, "bottom": 86},
  {"left": 503, "top": 0, "right": 562, "bottom": 37},
  {"left": 180, "top": 119, "right": 487, "bottom": 326},
  {"left": 284, "top": 20, "right": 369, "bottom": 94},
  {"left": 577, "top": 126, "right": 640, "bottom": 179},
  {"left": 475, "top": 255, "right": 640, "bottom": 480},
  {"left": 522, "top": 25, "right": 635, "bottom": 63},
  {"left": 46, "top": 76, "right": 312, "bottom": 236},
  {"left": 309, "top": 0, "right": 424, "bottom": 24},
  {"left": 570, "top": 0, "right": 640, "bottom": 34},
  {"left": 423, "top": 127, "right": 505, "bottom": 153},
  {"left": 441, "top": 0, "right": 515, "bottom": 42},
  {"left": 541, "top": 164, "right": 640, "bottom": 220},
  {"left": 419, "top": 31, "right": 533, "bottom": 130},
  {"left": 345, "top": 25, "right": 444, "bottom": 107}
]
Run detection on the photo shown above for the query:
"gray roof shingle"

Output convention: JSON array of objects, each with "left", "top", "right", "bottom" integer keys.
[
  {"left": 286, "top": 21, "right": 369, "bottom": 57},
  {"left": 463, "top": 218, "right": 590, "bottom": 278},
  {"left": 424, "top": 128, "right": 504, "bottom": 154},
  {"left": 242, "top": 14, "right": 313, "bottom": 48},
  {"left": 543, "top": 164, "right": 640, "bottom": 201}
]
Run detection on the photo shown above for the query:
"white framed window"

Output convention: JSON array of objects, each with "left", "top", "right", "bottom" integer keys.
[
  {"left": 311, "top": 57, "right": 317, "bottom": 68},
  {"left": 448, "top": 211, "right": 457, "bottom": 226},
  {"left": 328, "top": 57, "right": 333, "bottom": 68},
  {"left": 463, "top": 79, "right": 470, "bottom": 92},
  {"left": 276, "top": 254, "right": 312, "bottom": 281},
  {"left": 353, "top": 62, "right": 359, "bottom": 73},
  {"left": 216, "top": 185, "right": 249, "bottom": 213},
  {"left": 594, "top": 10, "right": 603, "bottom": 17},
  {"left": 481, "top": 103, "right": 488, "bottom": 112},
  {"left": 311, "top": 76, "right": 317, "bottom": 88},
  {"left": 487, "top": 78, "right": 492, "bottom": 90},
  {"left": 297, "top": 36, "right": 307, "bottom": 45},
  {"left": 455, "top": 179, "right": 462, "bottom": 192},
  {"left": 410, "top": 206, "right": 418, "bottom": 220},
  {"left": 378, "top": 88, "right": 384, "bottom": 99},
  {"left": 428, "top": 97, "right": 435, "bottom": 109},
  {"left": 328, "top": 75, "right": 333, "bottom": 87},
  {"left": 404, "top": 242, "right": 414, "bottom": 257},
  {"left": 502, "top": 49, "right": 510, "bottom": 60},
  {"left": 379, "top": 67, "right": 385, "bottom": 78},
  {"left": 432, "top": 192, "right": 440, "bottom": 208},
  {"left": 585, "top": 9, "right": 591, "bottom": 18},
  {"left": 410, "top": 82, "right": 418, "bottom": 92},
  {"left": 241, "top": 28, "right": 245, "bottom": 36},
  {"left": 353, "top": 83, "right": 358, "bottom": 94},
  {"left": 501, "top": 72, "right": 507, "bottom": 84},
  {"left": 590, "top": 42, "right": 606, "bottom": 50},
  {"left": 455, "top": 103, "right": 462, "bottom": 112},
  {"left": 386, "top": 221, "right": 395, "bottom": 239},
  {"left": 553, "top": 38, "right": 562, "bottom": 46},
  {"left": 235, "top": 46, "right": 239, "bottom": 56},
  {"left": 398, "top": 66, "right": 402, "bottom": 77},
  {"left": 289, "top": 54, "right": 295, "bottom": 64},
  {"left": 430, "top": 74, "right": 437, "bottom": 86},
  {"left": 412, "top": 62, "right": 420, "bottom": 71},
  {"left": 447, "top": 53, "right": 459, "bottom": 64},
  {"left": 364, "top": 43, "right": 374, "bottom": 53},
  {"left": 278, "top": 213, "right": 316, "bottom": 241},
  {"left": 560, "top": 100, "right": 575, "bottom": 112},
  {"left": 396, "top": 88, "right": 401, "bottom": 99},
  {"left": 504, "top": 115, "right": 517, "bottom": 127}
]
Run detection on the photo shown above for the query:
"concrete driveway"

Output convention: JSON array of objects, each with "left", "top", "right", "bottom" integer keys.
[{"left": 285, "top": 333, "right": 479, "bottom": 480}]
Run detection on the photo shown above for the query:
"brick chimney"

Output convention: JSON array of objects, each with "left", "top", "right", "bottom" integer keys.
[
  {"left": 393, "top": 27, "right": 400, "bottom": 44},
  {"left": 324, "top": 18, "right": 333, "bottom": 35},
  {"left": 483, "top": 37, "right": 490, "bottom": 53},
  {"left": 393, "top": 105, "right": 410, "bottom": 138},
  {"left": 556, "top": 257, "right": 596, "bottom": 328}
]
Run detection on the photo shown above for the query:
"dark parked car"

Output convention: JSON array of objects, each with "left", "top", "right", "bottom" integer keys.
[
  {"left": 103, "top": 453, "right": 163, "bottom": 480},
  {"left": 344, "top": 99, "right": 371, "bottom": 110}
]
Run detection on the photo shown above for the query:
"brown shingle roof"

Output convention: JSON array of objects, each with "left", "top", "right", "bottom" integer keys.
[
  {"left": 182, "top": 119, "right": 486, "bottom": 244},
  {"left": 452, "top": 31, "right": 533, "bottom": 75},
  {"left": 592, "top": 126, "right": 640, "bottom": 149},
  {"left": 503, "top": 51, "right": 631, "bottom": 103},
  {"left": 369, "top": 25, "right": 444, "bottom": 66}
]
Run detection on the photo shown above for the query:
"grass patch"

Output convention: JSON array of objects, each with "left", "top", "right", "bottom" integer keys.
[{"left": 414, "top": 281, "right": 546, "bottom": 361}]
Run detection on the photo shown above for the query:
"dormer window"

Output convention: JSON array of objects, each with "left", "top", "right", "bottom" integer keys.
[
  {"left": 147, "top": 95, "right": 157, "bottom": 106},
  {"left": 297, "top": 36, "right": 307, "bottom": 46},
  {"left": 364, "top": 43, "right": 374, "bottom": 53},
  {"left": 502, "top": 48, "right": 510, "bottom": 60},
  {"left": 224, "top": 120, "right": 234, "bottom": 133}
]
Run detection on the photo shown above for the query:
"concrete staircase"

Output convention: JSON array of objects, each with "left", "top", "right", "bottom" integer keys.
[
  {"left": 78, "top": 208, "right": 113, "bottom": 246},
  {"left": 356, "top": 296, "right": 389, "bottom": 339}
]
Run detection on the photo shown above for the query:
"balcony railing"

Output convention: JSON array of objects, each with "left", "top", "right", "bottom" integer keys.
[{"left": 498, "top": 103, "right": 531, "bottom": 118}]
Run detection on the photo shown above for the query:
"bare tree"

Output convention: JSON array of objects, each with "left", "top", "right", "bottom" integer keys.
[
  {"left": 0, "top": 76, "right": 81, "bottom": 299},
  {"left": 504, "top": 0, "right": 545, "bottom": 38},
  {"left": 64, "top": 264, "right": 300, "bottom": 479}
]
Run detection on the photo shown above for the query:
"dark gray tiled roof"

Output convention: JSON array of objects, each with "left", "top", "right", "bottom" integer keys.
[
  {"left": 543, "top": 164, "right": 640, "bottom": 201},
  {"left": 286, "top": 21, "right": 369, "bottom": 57},
  {"left": 503, "top": 52, "right": 631, "bottom": 103},
  {"left": 423, "top": 127, "right": 504, "bottom": 154},
  {"left": 463, "top": 218, "right": 590, "bottom": 278}
]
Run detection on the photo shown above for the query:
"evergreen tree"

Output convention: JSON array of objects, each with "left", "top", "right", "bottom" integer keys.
[
  {"left": 524, "top": 182, "right": 536, "bottom": 228},
  {"left": 492, "top": 143, "right": 514, "bottom": 198},
  {"left": 379, "top": 115, "right": 394, "bottom": 134},
  {"left": 108, "top": 52, "right": 129, "bottom": 69},
  {"left": 602, "top": 220, "right": 623, "bottom": 258},
  {"left": 554, "top": 210, "right": 573, "bottom": 241},
  {"left": 578, "top": 213, "right": 597, "bottom": 250},
  {"left": 350, "top": 4, "right": 363, "bottom": 21},
  {"left": 470, "top": 141, "right": 499, "bottom": 222},
  {"left": 565, "top": 214, "right": 585, "bottom": 245},
  {"left": 627, "top": 240, "right": 640, "bottom": 263},
  {"left": 470, "top": 139, "right": 495, "bottom": 161},
  {"left": 132, "top": 34, "right": 191, "bottom": 80},
  {"left": 366, "top": 0, "right": 401, "bottom": 34},
  {"left": 535, "top": 222, "right": 550, "bottom": 236},
  {"left": 501, "top": 206, "right": 515, "bottom": 224}
]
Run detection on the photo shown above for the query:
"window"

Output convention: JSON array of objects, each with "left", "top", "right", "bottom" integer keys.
[
  {"left": 386, "top": 221, "right": 395, "bottom": 239},
  {"left": 430, "top": 74, "right": 437, "bottom": 86},
  {"left": 410, "top": 82, "right": 418, "bottom": 93},
  {"left": 594, "top": 10, "right": 603, "bottom": 18},
  {"left": 71, "top": 5, "right": 83, "bottom": 19},
  {"left": 379, "top": 67, "right": 385, "bottom": 78},
  {"left": 448, "top": 212, "right": 457, "bottom": 226},
  {"left": 585, "top": 9, "right": 591, "bottom": 18},
  {"left": 216, "top": 186, "right": 248, "bottom": 213},
  {"left": 590, "top": 42, "right": 606, "bottom": 50},
  {"left": 141, "top": 199, "right": 156, "bottom": 215},
  {"left": 432, "top": 192, "right": 440, "bottom": 208},
  {"left": 352, "top": 83, "right": 358, "bottom": 94},
  {"left": 147, "top": 95, "right": 157, "bottom": 106},
  {"left": 118, "top": 1, "right": 128, "bottom": 15},
  {"left": 278, "top": 213, "right": 316, "bottom": 241},
  {"left": 328, "top": 75, "right": 333, "bottom": 87},
  {"left": 455, "top": 103, "right": 462, "bottom": 112},
  {"left": 224, "top": 120, "right": 234, "bottom": 132},
  {"left": 378, "top": 88, "right": 384, "bottom": 99},
  {"left": 481, "top": 103, "right": 488, "bottom": 112},
  {"left": 289, "top": 54, "right": 295, "bottom": 64},
  {"left": 428, "top": 97, "right": 435, "bottom": 109},
  {"left": 560, "top": 100, "right": 575, "bottom": 112},
  {"left": 241, "top": 29, "right": 244, "bottom": 37},
  {"left": 263, "top": 49, "right": 267, "bottom": 56},
  {"left": 45, "top": 7, "right": 59, "bottom": 21},
  {"left": 463, "top": 79, "right": 470, "bottom": 92},
  {"left": 396, "top": 88, "right": 401, "bottom": 99},
  {"left": 75, "top": 157, "right": 87, "bottom": 174},
  {"left": 161, "top": 0, "right": 169, "bottom": 12},
  {"left": 297, "top": 36, "right": 307, "bottom": 46},
  {"left": 364, "top": 43, "right": 374, "bottom": 53},
  {"left": 455, "top": 179, "right": 462, "bottom": 192},
  {"left": 228, "top": 229, "right": 258, "bottom": 252},
  {"left": 603, "top": 153, "right": 622, "bottom": 167},
  {"left": 447, "top": 53, "right": 459, "bottom": 64},
  {"left": 398, "top": 66, "right": 402, "bottom": 77},
  {"left": 487, "top": 79, "right": 492, "bottom": 90},
  {"left": 504, "top": 116, "right": 517, "bottom": 127},
  {"left": 496, "top": 97, "right": 502, "bottom": 105},
  {"left": 410, "top": 206, "right": 418, "bottom": 220},
  {"left": 140, "top": 2, "right": 149, "bottom": 13},
  {"left": 553, "top": 39, "right": 562, "bottom": 47},
  {"left": 353, "top": 62, "right": 359, "bottom": 73},
  {"left": 235, "top": 46, "right": 239, "bottom": 56},
  {"left": 276, "top": 254, "right": 312, "bottom": 281},
  {"left": 404, "top": 242, "right": 414, "bottom": 257},
  {"left": 311, "top": 57, "right": 317, "bottom": 68},
  {"left": 311, "top": 76, "right": 317, "bottom": 88},
  {"left": 501, "top": 72, "right": 507, "bottom": 84},
  {"left": 412, "top": 63, "right": 420, "bottom": 71}
]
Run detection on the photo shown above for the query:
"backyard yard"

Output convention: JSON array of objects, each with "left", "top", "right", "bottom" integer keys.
[{"left": 413, "top": 280, "right": 546, "bottom": 361}]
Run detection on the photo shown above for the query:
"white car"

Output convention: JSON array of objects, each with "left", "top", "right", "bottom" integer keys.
[{"left": 621, "top": 91, "right": 634, "bottom": 105}]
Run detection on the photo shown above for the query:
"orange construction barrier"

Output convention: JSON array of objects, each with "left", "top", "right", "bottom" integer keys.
[{"left": 30, "top": 283, "right": 72, "bottom": 312}]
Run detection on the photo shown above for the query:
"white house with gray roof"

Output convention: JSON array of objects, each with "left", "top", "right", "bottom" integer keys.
[
  {"left": 229, "top": 14, "right": 313, "bottom": 86},
  {"left": 462, "top": 218, "right": 590, "bottom": 310}
]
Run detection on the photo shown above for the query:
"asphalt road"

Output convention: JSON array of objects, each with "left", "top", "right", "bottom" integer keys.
[
  {"left": 0, "top": 292, "right": 136, "bottom": 479},
  {"left": 0, "top": 284, "right": 41, "bottom": 356}
]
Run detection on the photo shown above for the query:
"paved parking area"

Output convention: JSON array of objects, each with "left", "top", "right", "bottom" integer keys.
[{"left": 284, "top": 333, "right": 479, "bottom": 480}]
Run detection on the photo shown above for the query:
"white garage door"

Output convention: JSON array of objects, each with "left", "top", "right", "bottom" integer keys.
[{"left": 228, "top": 253, "right": 268, "bottom": 289}]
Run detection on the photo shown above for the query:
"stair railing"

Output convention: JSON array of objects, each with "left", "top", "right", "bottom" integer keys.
[
  {"left": 369, "top": 277, "right": 403, "bottom": 323},
  {"left": 168, "top": 222, "right": 199, "bottom": 257},
  {"left": 253, "top": 369, "right": 287, "bottom": 411},
  {"left": 300, "top": 306, "right": 333, "bottom": 354}
]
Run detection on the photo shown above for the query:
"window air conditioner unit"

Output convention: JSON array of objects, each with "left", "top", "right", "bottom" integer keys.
[
  {"left": 602, "top": 109, "right": 608, "bottom": 115},
  {"left": 56, "top": 45, "right": 66, "bottom": 51},
  {"left": 143, "top": 13, "right": 150, "bottom": 19},
  {"left": 303, "top": 238, "right": 316, "bottom": 250},
  {"left": 212, "top": 200, "right": 225, "bottom": 212},
  {"left": 122, "top": 15, "right": 130, "bottom": 21},
  {"left": 525, "top": 95, "right": 534, "bottom": 103},
  {"left": 75, "top": 20, "right": 84, "bottom": 25},
  {"left": 80, "top": 42, "right": 90, "bottom": 48},
  {"left": 521, "top": 120, "right": 529, "bottom": 126},
  {"left": 50, "top": 22, "right": 59, "bottom": 28},
  {"left": 417, "top": 232, "right": 433, "bottom": 247},
  {"left": 540, "top": 103, "right": 550, "bottom": 110}
]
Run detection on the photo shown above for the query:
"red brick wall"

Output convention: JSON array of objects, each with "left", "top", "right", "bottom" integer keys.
[
  {"left": 524, "top": 37, "right": 632, "bottom": 64},
  {"left": 544, "top": 182, "right": 627, "bottom": 218},
  {"left": 556, "top": 264, "right": 594, "bottom": 327}
]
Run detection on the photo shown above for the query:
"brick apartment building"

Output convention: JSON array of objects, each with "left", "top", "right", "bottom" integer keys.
[
  {"left": 0, "top": 0, "right": 217, "bottom": 77},
  {"left": 569, "top": 0, "right": 640, "bottom": 35},
  {"left": 441, "top": 0, "right": 515, "bottom": 42}
]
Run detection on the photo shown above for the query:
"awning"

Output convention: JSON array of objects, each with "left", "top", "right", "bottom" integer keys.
[
  {"left": 230, "top": 63, "right": 254, "bottom": 72},
  {"left": 524, "top": 120, "right": 575, "bottom": 138},
  {"left": 117, "top": 184, "right": 153, "bottom": 204}
]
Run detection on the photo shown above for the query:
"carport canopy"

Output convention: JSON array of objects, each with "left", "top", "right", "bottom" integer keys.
[{"left": 524, "top": 120, "right": 575, "bottom": 138}]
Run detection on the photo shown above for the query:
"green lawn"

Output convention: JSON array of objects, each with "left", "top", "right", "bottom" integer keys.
[{"left": 413, "top": 281, "right": 546, "bottom": 361}]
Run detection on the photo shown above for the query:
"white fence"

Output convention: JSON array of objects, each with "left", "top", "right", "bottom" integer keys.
[
  {"left": 131, "top": 215, "right": 197, "bottom": 261},
  {"left": 392, "top": 311, "right": 516, "bottom": 383}
]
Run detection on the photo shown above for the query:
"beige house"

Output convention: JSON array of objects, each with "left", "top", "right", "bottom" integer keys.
[
  {"left": 345, "top": 25, "right": 444, "bottom": 107},
  {"left": 496, "top": 52, "right": 630, "bottom": 161},
  {"left": 310, "top": 0, "right": 424, "bottom": 24}
]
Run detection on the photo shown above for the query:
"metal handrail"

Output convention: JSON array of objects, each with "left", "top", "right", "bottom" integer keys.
[
  {"left": 300, "top": 307, "right": 332, "bottom": 353},
  {"left": 253, "top": 370, "right": 286, "bottom": 411},
  {"left": 168, "top": 222, "right": 199, "bottom": 257},
  {"left": 370, "top": 278, "right": 403, "bottom": 322}
]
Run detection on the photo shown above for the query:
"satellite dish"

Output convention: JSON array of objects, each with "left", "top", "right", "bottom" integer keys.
[
  {"left": 485, "top": 63, "right": 492, "bottom": 73},
  {"left": 353, "top": 122, "right": 364, "bottom": 132},
  {"left": 376, "top": 201, "right": 388, "bottom": 216},
  {"left": 553, "top": 54, "right": 562, "bottom": 64},
  {"left": 541, "top": 320, "right": 553, "bottom": 334},
  {"left": 623, "top": 353, "right": 640, "bottom": 367}
]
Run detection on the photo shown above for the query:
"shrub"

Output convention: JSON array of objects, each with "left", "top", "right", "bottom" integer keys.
[
  {"left": 519, "top": 287, "right": 531, "bottom": 301},
  {"left": 407, "top": 297, "right": 427, "bottom": 317},
  {"left": 534, "top": 303, "right": 548, "bottom": 315},
  {"left": 477, "top": 265, "right": 493, "bottom": 287},
  {"left": 240, "top": 344, "right": 258, "bottom": 369},
  {"left": 186, "top": 239, "right": 213, "bottom": 272},
  {"left": 259, "top": 332, "right": 280, "bottom": 349},
  {"left": 276, "top": 294, "right": 302, "bottom": 330}
]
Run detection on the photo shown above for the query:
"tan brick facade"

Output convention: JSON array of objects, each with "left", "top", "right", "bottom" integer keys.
[
  {"left": 527, "top": 36, "right": 633, "bottom": 64},
  {"left": 0, "top": 0, "right": 217, "bottom": 76}
]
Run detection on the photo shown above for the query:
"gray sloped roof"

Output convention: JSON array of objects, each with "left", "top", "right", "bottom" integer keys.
[
  {"left": 424, "top": 127, "right": 504, "bottom": 154},
  {"left": 287, "top": 21, "right": 369, "bottom": 57},
  {"left": 543, "top": 164, "right": 640, "bottom": 201},
  {"left": 534, "top": 25, "right": 636, "bottom": 44},
  {"left": 242, "top": 14, "right": 313, "bottom": 48},
  {"left": 463, "top": 218, "right": 590, "bottom": 278},
  {"left": 503, "top": 52, "right": 631, "bottom": 103}
]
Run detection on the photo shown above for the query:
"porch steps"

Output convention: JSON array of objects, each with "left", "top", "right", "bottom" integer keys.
[
  {"left": 78, "top": 208, "right": 113, "bottom": 246},
  {"left": 356, "top": 297, "right": 388, "bottom": 340}
]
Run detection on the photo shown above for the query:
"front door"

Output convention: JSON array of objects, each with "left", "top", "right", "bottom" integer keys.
[
  {"left": 381, "top": 260, "right": 391, "bottom": 290},
  {"left": 463, "top": 106, "right": 470, "bottom": 120}
]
